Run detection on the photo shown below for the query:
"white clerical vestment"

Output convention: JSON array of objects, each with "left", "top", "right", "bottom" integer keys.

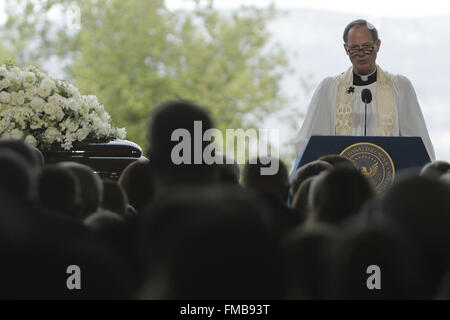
[{"left": 294, "top": 67, "right": 436, "bottom": 160}]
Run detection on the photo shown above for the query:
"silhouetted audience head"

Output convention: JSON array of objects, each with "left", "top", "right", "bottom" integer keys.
[
  {"left": 32, "top": 147, "right": 45, "bottom": 168},
  {"left": 381, "top": 174, "right": 450, "bottom": 291},
  {"left": 290, "top": 160, "right": 333, "bottom": 197},
  {"left": 441, "top": 173, "right": 450, "bottom": 186},
  {"left": 214, "top": 152, "right": 240, "bottom": 184},
  {"left": 243, "top": 156, "right": 303, "bottom": 238},
  {"left": 102, "top": 179, "right": 128, "bottom": 217},
  {"left": 291, "top": 177, "right": 314, "bottom": 219},
  {"left": 84, "top": 209, "right": 124, "bottom": 231},
  {"left": 319, "top": 154, "right": 357, "bottom": 169},
  {"left": 84, "top": 207, "right": 139, "bottom": 271},
  {"left": 147, "top": 100, "right": 216, "bottom": 188},
  {"left": 138, "top": 185, "right": 284, "bottom": 299},
  {"left": 0, "top": 228, "right": 136, "bottom": 299},
  {"left": 309, "top": 165, "right": 375, "bottom": 225},
  {"left": 118, "top": 159, "right": 154, "bottom": 212},
  {"left": 420, "top": 160, "right": 450, "bottom": 179},
  {"left": 0, "top": 168, "right": 135, "bottom": 299},
  {"left": 330, "top": 224, "right": 430, "bottom": 299},
  {"left": 242, "top": 156, "right": 288, "bottom": 203},
  {"left": 0, "top": 149, "right": 34, "bottom": 201},
  {"left": 57, "top": 162, "right": 103, "bottom": 219},
  {"left": 282, "top": 223, "right": 337, "bottom": 299},
  {"left": 37, "top": 165, "right": 81, "bottom": 218},
  {"left": 0, "top": 139, "right": 42, "bottom": 170}
]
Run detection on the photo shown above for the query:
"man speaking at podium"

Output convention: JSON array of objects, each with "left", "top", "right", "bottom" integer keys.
[{"left": 294, "top": 19, "right": 435, "bottom": 161}]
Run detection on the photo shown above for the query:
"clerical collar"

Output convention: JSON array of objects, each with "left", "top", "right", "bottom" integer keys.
[{"left": 353, "top": 68, "right": 377, "bottom": 86}]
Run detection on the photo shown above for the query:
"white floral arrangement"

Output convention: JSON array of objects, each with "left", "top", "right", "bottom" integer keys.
[{"left": 0, "top": 62, "right": 126, "bottom": 150}]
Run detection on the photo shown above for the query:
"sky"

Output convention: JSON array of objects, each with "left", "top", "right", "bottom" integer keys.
[{"left": 167, "top": 0, "right": 450, "bottom": 17}]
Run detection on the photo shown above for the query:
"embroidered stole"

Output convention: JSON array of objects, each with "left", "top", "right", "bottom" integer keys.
[{"left": 336, "top": 66, "right": 395, "bottom": 136}]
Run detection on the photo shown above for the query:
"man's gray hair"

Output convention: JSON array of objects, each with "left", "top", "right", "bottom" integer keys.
[{"left": 343, "top": 19, "right": 379, "bottom": 44}]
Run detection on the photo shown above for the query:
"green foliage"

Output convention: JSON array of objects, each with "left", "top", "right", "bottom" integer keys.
[
  {"left": 1, "top": 0, "right": 292, "bottom": 158},
  {"left": 0, "top": 45, "right": 16, "bottom": 66}
]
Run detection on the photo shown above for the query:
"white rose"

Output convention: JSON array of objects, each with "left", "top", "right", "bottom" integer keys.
[
  {"left": 22, "top": 72, "right": 36, "bottom": 88},
  {"left": 0, "top": 119, "right": 10, "bottom": 134},
  {"left": 66, "top": 97, "right": 80, "bottom": 112},
  {"left": 100, "top": 111, "right": 111, "bottom": 122},
  {"left": 43, "top": 127, "right": 61, "bottom": 144},
  {"left": 67, "top": 84, "right": 81, "bottom": 98},
  {"left": 17, "top": 96, "right": 25, "bottom": 105},
  {"left": 90, "top": 115, "right": 112, "bottom": 137},
  {"left": 90, "top": 114, "right": 101, "bottom": 127},
  {"left": 63, "top": 119, "right": 79, "bottom": 133},
  {"left": 30, "top": 117, "right": 46, "bottom": 129},
  {"left": 37, "top": 84, "right": 51, "bottom": 98},
  {"left": 48, "top": 94, "right": 60, "bottom": 107},
  {"left": 10, "top": 128, "right": 24, "bottom": 140},
  {"left": 0, "top": 91, "right": 10, "bottom": 104},
  {"left": 11, "top": 107, "right": 29, "bottom": 129},
  {"left": 25, "top": 134, "right": 37, "bottom": 147},
  {"left": 43, "top": 103, "right": 64, "bottom": 121},
  {"left": 0, "top": 131, "right": 10, "bottom": 139},
  {"left": 9, "top": 92, "right": 18, "bottom": 106},
  {"left": 79, "top": 103, "right": 89, "bottom": 119},
  {"left": 24, "top": 87, "right": 37, "bottom": 99},
  {"left": 96, "top": 122, "right": 110, "bottom": 137},
  {"left": 41, "top": 78, "right": 56, "bottom": 90},
  {"left": 85, "top": 96, "right": 105, "bottom": 114},
  {"left": 55, "top": 107, "right": 65, "bottom": 121},
  {"left": 16, "top": 90, "right": 25, "bottom": 105},
  {"left": 36, "top": 71, "right": 47, "bottom": 80},
  {"left": 10, "top": 69, "right": 22, "bottom": 84},
  {"left": 43, "top": 102, "right": 57, "bottom": 115},
  {"left": 30, "top": 97, "right": 45, "bottom": 112},
  {"left": 75, "top": 127, "right": 90, "bottom": 141},
  {"left": 0, "top": 78, "right": 11, "bottom": 90},
  {"left": 11, "top": 67, "right": 21, "bottom": 74},
  {"left": 0, "top": 104, "right": 12, "bottom": 118},
  {"left": 116, "top": 127, "right": 126, "bottom": 140},
  {"left": 85, "top": 95, "right": 98, "bottom": 107},
  {"left": 78, "top": 120, "right": 89, "bottom": 129}
]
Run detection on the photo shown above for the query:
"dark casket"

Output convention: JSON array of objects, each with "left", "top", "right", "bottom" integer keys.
[{"left": 42, "top": 139, "right": 148, "bottom": 180}]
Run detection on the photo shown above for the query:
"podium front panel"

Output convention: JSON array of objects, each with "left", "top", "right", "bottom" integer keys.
[{"left": 290, "top": 135, "right": 431, "bottom": 191}]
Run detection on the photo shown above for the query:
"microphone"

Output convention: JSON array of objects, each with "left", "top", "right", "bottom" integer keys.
[
  {"left": 361, "top": 89, "right": 372, "bottom": 136},
  {"left": 361, "top": 89, "right": 372, "bottom": 104}
]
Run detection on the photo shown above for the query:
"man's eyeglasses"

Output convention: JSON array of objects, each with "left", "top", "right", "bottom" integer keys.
[{"left": 345, "top": 44, "right": 376, "bottom": 57}]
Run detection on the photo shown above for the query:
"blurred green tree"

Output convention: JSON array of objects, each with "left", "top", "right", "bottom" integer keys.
[
  {"left": 1, "top": 0, "right": 291, "bottom": 157},
  {"left": 0, "top": 44, "right": 15, "bottom": 64}
]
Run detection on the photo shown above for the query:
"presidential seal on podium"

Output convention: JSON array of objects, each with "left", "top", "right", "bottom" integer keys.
[{"left": 340, "top": 142, "right": 395, "bottom": 193}]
